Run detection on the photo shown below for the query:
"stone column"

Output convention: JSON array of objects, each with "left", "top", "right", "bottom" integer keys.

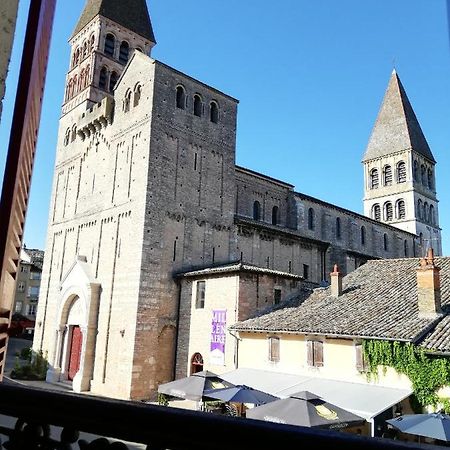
[{"left": 46, "top": 326, "right": 66, "bottom": 383}]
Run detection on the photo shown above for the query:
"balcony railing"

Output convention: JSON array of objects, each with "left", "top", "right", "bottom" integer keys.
[{"left": 0, "top": 384, "right": 434, "bottom": 450}]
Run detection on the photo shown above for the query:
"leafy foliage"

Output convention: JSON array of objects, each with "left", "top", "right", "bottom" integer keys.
[
  {"left": 11, "top": 350, "right": 48, "bottom": 381},
  {"left": 362, "top": 340, "right": 450, "bottom": 410}
]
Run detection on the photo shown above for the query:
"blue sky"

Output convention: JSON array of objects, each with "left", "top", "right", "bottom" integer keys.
[{"left": 1, "top": 0, "right": 449, "bottom": 255}]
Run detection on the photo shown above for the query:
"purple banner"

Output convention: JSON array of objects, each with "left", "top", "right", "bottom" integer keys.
[{"left": 210, "top": 310, "right": 226, "bottom": 365}]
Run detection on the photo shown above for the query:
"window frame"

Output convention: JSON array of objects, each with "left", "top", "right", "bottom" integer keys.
[
  {"left": 306, "top": 340, "right": 324, "bottom": 368},
  {"left": 268, "top": 336, "right": 280, "bottom": 363},
  {"left": 195, "top": 280, "right": 206, "bottom": 309}
]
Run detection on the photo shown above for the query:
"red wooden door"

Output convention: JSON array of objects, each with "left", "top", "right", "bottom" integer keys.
[{"left": 68, "top": 326, "right": 82, "bottom": 381}]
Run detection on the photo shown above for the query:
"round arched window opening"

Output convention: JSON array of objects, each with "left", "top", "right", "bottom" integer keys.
[{"left": 190, "top": 352, "right": 204, "bottom": 374}]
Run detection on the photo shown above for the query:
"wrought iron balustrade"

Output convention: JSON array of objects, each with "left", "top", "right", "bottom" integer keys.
[{"left": 0, "top": 384, "right": 433, "bottom": 450}]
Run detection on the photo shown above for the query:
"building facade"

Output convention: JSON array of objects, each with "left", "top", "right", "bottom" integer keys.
[{"left": 33, "top": 0, "right": 441, "bottom": 400}]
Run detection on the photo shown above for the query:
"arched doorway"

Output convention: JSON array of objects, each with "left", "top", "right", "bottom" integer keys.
[{"left": 190, "top": 352, "right": 204, "bottom": 374}]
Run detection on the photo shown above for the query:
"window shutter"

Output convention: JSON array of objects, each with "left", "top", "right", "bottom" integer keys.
[
  {"left": 355, "top": 344, "right": 364, "bottom": 372},
  {"left": 269, "top": 337, "right": 280, "bottom": 362},
  {"left": 307, "top": 340, "right": 314, "bottom": 366},
  {"left": 314, "top": 341, "right": 324, "bottom": 367}
]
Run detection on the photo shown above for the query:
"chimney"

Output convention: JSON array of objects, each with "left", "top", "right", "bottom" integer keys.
[
  {"left": 417, "top": 248, "right": 442, "bottom": 317},
  {"left": 330, "top": 264, "right": 342, "bottom": 297}
]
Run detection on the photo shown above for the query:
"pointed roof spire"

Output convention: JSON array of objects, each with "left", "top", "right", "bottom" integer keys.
[
  {"left": 363, "top": 71, "right": 435, "bottom": 163},
  {"left": 72, "top": 0, "right": 156, "bottom": 43}
]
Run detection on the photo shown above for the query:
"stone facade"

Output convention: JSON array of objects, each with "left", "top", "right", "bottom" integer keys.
[
  {"left": 34, "top": 1, "right": 439, "bottom": 401},
  {"left": 0, "top": 0, "right": 19, "bottom": 124}
]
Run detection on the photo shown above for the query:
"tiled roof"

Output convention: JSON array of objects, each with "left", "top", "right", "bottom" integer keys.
[
  {"left": 363, "top": 70, "right": 435, "bottom": 163},
  {"left": 421, "top": 316, "right": 450, "bottom": 353},
  {"left": 24, "top": 248, "right": 44, "bottom": 270},
  {"left": 72, "top": 0, "right": 156, "bottom": 42},
  {"left": 176, "top": 262, "right": 302, "bottom": 280},
  {"left": 232, "top": 257, "right": 450, "bottom": 344}
]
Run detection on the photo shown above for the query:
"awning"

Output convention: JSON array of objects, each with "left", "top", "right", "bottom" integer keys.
[{"left": 220, "top": 368, "right": 412, "bottom": 421}]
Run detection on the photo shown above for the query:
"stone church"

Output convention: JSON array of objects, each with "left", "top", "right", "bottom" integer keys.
[{"left": 33, "top": 0, "right": 442, "bottom": 400}]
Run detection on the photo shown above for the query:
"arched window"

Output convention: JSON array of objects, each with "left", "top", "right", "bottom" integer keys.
[
  {"left": 109, "top": 71, "right": 118, "bottom": 92},
  {"left": 424, "top": 202, "right": 429, "bottom": 223},
  {"left": 104, "top": 33, "right": 115, "bottom": 57},
  {"left": 421, "top": 164, "right": 426, "bottom": 185},
  {"left": 396, "top": 199, "right": 406, "bottom": 220},
  {"left": 272, "top": 206, "right": 279, "bottom": 225},
  {"left": 190, "top": 353, "right": 203, "bottom": 375},
  {"left": 308, "top": 208, "right": 315, "bottom": 230},
  {"left": 119, "top": 41, "right": 129, "bottom": 64},
  {"left": 82, "top": 40, "right": 88, "bottom": 59},
  {"left": 413, "top": 160, "right": 418, "bottom": 181},
  {"left": 71, "top": 125, "right": 77, "bottom": 143},
  {"left": 370, "top": 168, "right": 379, "bottom": 189},
  {"left": 384, "top": 202, "right": 393, "bottom": 222},
  {"left": 99, "top": 67, "right": 108, "bottom": 90},
  {"left": 428, "top": 169, "right": 433, "bottom": 190},
  {"left": 383, "top": 165, "right": 392, "bottom": 186},
  {"left": 383, "top": 233, "right": 389, "bottom": 251},
  {"left": 133, "top": 84, "right": 142, "bottom": 107},
  {"left": 89, "top": 34, "right": 95, "bottom": 52},
  {"left": 361, "top": 226, "right": 366, "bottom": 246},
  {"left": 372, "top": 204, "right": 381, "bottom": 221},
  {"left": 124, "top": 90, "right": 132, "bottom": 113},
  {"left": 253, "top": 201, "right": 261, "bottom": 221},
  {"left": 84, "top": 65, "right": 90, "bottom": 88},
  {"left": 404, "top": 240, "right": 408, "bottom": 257},
  {"left": 64, "top": 128, "right": 71, "bottom": 146},
  {"left": 430, "top": 205, "right": 435, "bottom": 226},
  {"left": 336, "top": 217, "right": 341, "bottom": 240},
  {"left": 66, "top": 79, "right": 73, "bottom": 101},
  {"left": 419, "top": 232, "right": 424, "bottom": 247},
  {"left": 397, "top": 161, "right": 406, "bottom": 183},
  {"left": 78, "top": 69, "right": 85, "bottom": 91},
  {"left": 72, "top": 75, "right": 78, "bottom": 96},
  {"left": 194, "top": 94, "right": 203, "bottom": 117},
  {"left": 210, "top": 101, "right": 219, "bottom": 123},
  {"left": 417, "top": 199, "right": 423, "bottom": 220},
  {"left": 176, "top": 86, "right": 185, "bottom": 109},
  {"left": 72, "top": 48, "right": 80, "bottom": 68}
]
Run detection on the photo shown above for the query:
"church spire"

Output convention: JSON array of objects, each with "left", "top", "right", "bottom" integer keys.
[
  {"left": 363, "top": 70, "right": 435, "bottom": 163},
  {"left": 72, "top": 0, "right": 156, "bottom": 44}
]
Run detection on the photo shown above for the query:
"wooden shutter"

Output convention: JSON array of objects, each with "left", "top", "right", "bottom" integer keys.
[
  {"left": 314, "top": 341, "right": 324, "bottom": 367},
  {"left": 269, "top": 337, "right": 280, "bottom": 362},
  {"left": 355, "top": 344, "right": 364, "bottom": 372},
  {"left": 307, "top": 340, "right": 314, "bottom": 366}
]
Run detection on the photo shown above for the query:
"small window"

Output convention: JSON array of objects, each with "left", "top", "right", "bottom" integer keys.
[
  {"left": 413, "top": 160, "right": 418, "bottom": 181},
  {"left": 421, "top": 165, "right": 426, "bottom": 185},
  {"left": 268, "top": 336, "right": 280, "bottom": 363},
  {"left": 336, "top": 217, "right": 341, "bottom": 240},
  {"left": 124, "top": 90, "right": 132, "bottom": 112},
  {"left": 361, "top": 226, "right": 366, "bottom": 246},
  {"left": 28, "top": 286, "right": 39, "bottom": 297},
  {"left": 119, "top": 41, "right": 129, "bottom": 64},
  {"left": 417, "top": 199, "right": 423, "bottom": 220},
  {"left": 383, "top": 233, "right": 389, "bottom": 251},
  {"left": 82, "top": 41, "right": 88, "bottom": 59},
  {"left": 272, "top": 206, "right": 279, "bottom": 225},
  {"left": 370, "top": 169, "right": 379, "bottom": 189},
  {"left": 196, "top": 281, "right": 205, "bottom": 309},
  {"left": 89, "top": 34, "right": 95, "bottom": 52},
  {"left": 396, "top": 199, "right": 406, "bottom": 220},
  {"left": 194, "top": 94, "right": 203, "bottom": 117},
  {"left": 383, "top": 165, "right": 392, "bottom": 186},
  {"left": 176, "top": 86, "right": 186, "bottom": 109},
  {"left": 307, "top": 340, "right": 323, "bottom": 367},
  {"left": 133, "top": 84, "right": 142, "bottom": 107},
  {"left": 424, "top": 202, "right": 429, "bottom": 223},
  {"left": 303, "top": 264, "right": 309, "bottom": 280},
  {"left": 20, "top": 266, "right": 28, "bottom": 273},
  {"left": 355, "top": 344, "right": 367, "bottom": 372},
  {"left": 99, "top": 67, "right": 108, "bottom": 90},
  {"left": 428, "top": 169, "right": 433, "bottom": 190},
  {"left": 397, "top": 161, "right": 406, "bottom": 183},
  {"left": 308, "top": 208, "right": 315, "bottom": 230},
  {"left": 404, "top": 240, "right": 408, "bottom": 257},
  {"left": 27, "top": 304, "right": 37, "bottom": 316},
  {"left": 190, "top": 352, "right": 204, "bottom": 374},
  {"left": 253, "top": 201, "right": 261, "bottom": 221},
  {"left": 17, "top": 282, "right": 25, "bottom": 292},
  {"left": 104, "top": 33, "right": 115, "bottom": 56},
  {"left": 430, "top": 205, "right": 435, "bottom": 226},
  {"left": 15, "top": 302, "right": 23, "bottom": 313},
  {"left": 274, "top": 289, "right": 282, "bottom": 305},
  {"left": 109, "top": 71, "right": 118, "bottom": 92},
  {"left": 210, "top": 101, "right": 219, "bottom": 123},
  {"left": 384, "top": 202, "right": 393, "bottom": 222},
  {"left": 71, "top": 125, "right": 77, "bottom": 143},
  {"left": 64, "top": 128, "right": 71, "bottom": 146}
]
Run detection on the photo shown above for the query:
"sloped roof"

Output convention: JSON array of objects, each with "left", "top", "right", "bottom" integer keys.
[
  {"left": 363, "top": 71, "right": 435, "bottom": 163},
  {"left": 72, "top": 0, "right": 156, "bottom": 43},
  {"left": 232, "top": 257, "right": 450, "bottom": 343}
]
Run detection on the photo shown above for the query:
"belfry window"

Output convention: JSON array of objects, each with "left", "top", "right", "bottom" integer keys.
[
  {"left": 429, "top": 205, "right": 435, "bottom": 225},
  {"left": 384, "top": 202, "right": 393, "bottom": 222},
  {"left": 99, "top": 67, "right": 108, "bottom": 90},
  {"left": 428, "top": 169, "right": 433, "bottom": 190},
  {"left": 109, "top": 71, "right": 118, "bottom": 92},
  {"left": 104, "top": 33, "right": 115, "bottom": 57},
  {"left": 417, "top": 199, "right": 423, "bottom": 220},
  {"left": 119, "top": 41, "right": 129, "bottom": 64},
  {"left": 176, "top": 86, "right": 185, "bottom": 109},
  {"left": 253, "top": 201, "right": 261, "bottom": 221},
  {"left": 210, "top": 101, "right": 219, "bottom": 123},
  {"left": 194, "top": 94, "right": 203, "bottom": 117},
  {"left": 383, "top": 165, "right": 392, "bottom": 186},
  {"left": 372, "top": 204, "right": 381, "bottom": 221},
  {"left": 370, "top": 169, "right": 379, "bottom": 189},
  {"left": 421, "top": 165, "right": 426, "bottom": 185},
  {"left": 396, "top": 199, "right": 406, "bottom": 220},
  {"left": 397, "top": 161, "right": 406, "bottom": 183},
  {"left": 424, "top": 202, "right": 429, "bottom": 223},
  {"left": 134, "top": 84, "right": 142, "bottom": 107},
  {"left": 413, "top": 160, "right": 418, "bottom": 181}
]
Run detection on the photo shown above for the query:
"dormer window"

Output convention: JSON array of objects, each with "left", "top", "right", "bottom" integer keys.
[
  {"left": 104, "top": 33, "right": 115, "bottom": 57},
  {"left": 119, "top": 41, "right": 129, "bottom": 64},
  {"left": 194, "top": 94, "right": 203, "bottom": 117}
]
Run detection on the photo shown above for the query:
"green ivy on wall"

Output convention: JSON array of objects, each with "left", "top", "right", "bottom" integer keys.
[{"left": 362, "top": 340, "right": 450, "bottom": 410}]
